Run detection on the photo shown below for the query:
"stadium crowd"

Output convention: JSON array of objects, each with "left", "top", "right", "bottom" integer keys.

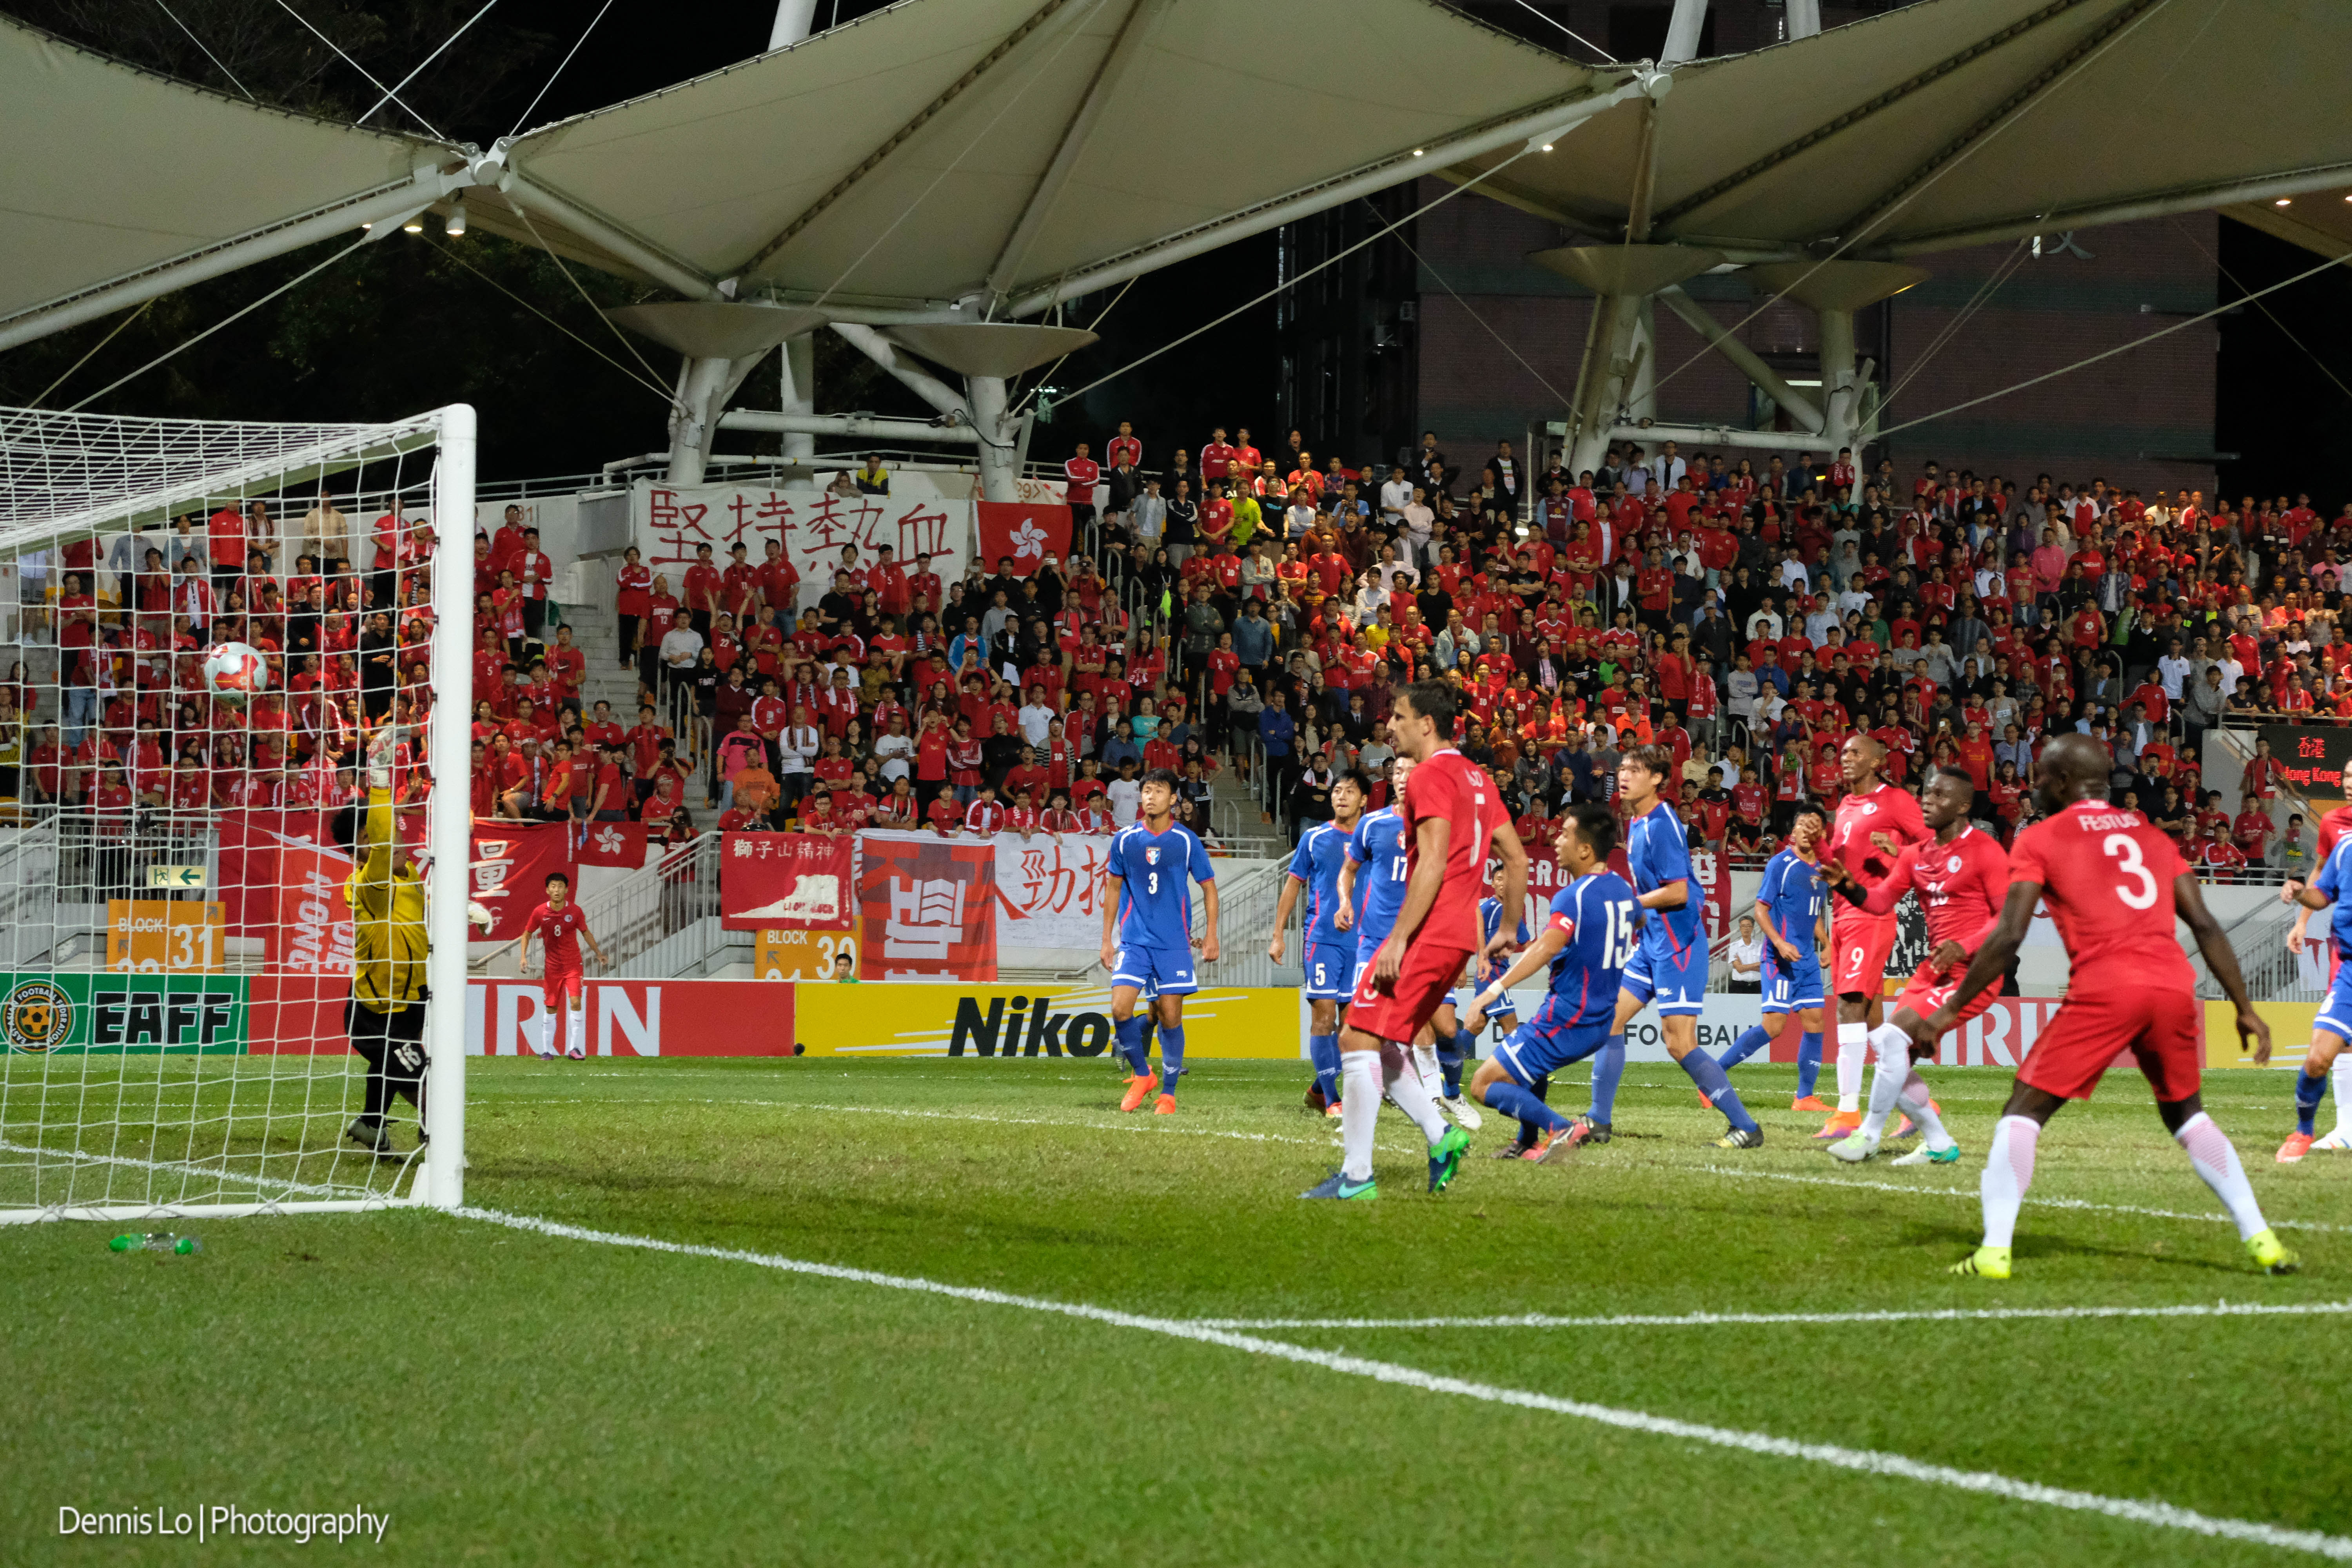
[
  {"left": 582, "top": 428, "right": 2352, "bottom": 876},
  {"left": 8, "top": 430, "right": 2348, "bottom": 882}
]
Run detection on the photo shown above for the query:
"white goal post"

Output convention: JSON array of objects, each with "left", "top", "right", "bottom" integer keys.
[{"left": 0, "top": 402, "right": 474, "bottom": 1222}]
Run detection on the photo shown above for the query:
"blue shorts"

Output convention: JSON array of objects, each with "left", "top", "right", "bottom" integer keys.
[
  {"left": 2317, "top": 958, "right": 2352, "bottom": 1042},
  {"left": 1762, "top": 951, "right": 1824, "bottom": 1015},
  {"left": 1112, "top": 945, "right": 1197, "bottom": 996},
  {"left": 1492, "top": 1005, "right": 1613, "bottom": 1084},
  {"left": 1303, "top": 940, "right": 1356, "bottom": 1001},
  {"left": 1622, "top": 935, "right": 1706, "bottom": 1017}
]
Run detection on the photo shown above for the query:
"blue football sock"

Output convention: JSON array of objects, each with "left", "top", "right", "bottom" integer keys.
[
  {"left": 1434, "top": 1029, "right": 1466, "bottom": 1097},
  {"left": 1158, "top": 1026, "right": 1185, "bottom": 1096},
  {"left": 1485, "top": 1081, "right": 1570, "bottom": 1137},
  {"left": 1587, "top": 1035, "right": 1626, "bottom": 1124},
  {"left": 1308, "top": 1033, "right": 1341, "bottom": 1105},
  {"left": 1682, "top": 1049, "right": 1759, "bottom": 1134},
  {"left": 1717, "top": 1024, "right": 1772, "bottom": 1070},
  {"left": 1518, "top": 1074, "right": 1552, "bottom": 1149},
  {"left": 2297, "top": 1070, "right": 2328, "bottom": 1136},
  {"left": 1115, "top": 1014, "right": 1148, "bottom": 1076},
  {"left": 1797, "top": 1029, "right": 1823, "bottom": 1098}
]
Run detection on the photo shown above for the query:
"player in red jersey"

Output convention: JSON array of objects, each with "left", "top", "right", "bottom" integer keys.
[
  {"left": 1307, "top": 681, "right": 1526, "bottom": 1200},
  {"left": 1909, "top": 735, "right": 2297, "bottom": 1279},
  {"left": 521, "top": 871, "right": 608, "bottom": 1060},
  {"left": 1820, "top": 733, "right": 1929, "bottom": 1140},
  {"left": 1818, "top": 768, "right": 2004, "bottom": 1165}
]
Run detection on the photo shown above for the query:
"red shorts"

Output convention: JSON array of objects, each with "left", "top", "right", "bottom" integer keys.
[
  {"left": 1895, "top": 959, "right": 2001, "bottom": 1032},
  {"left": 1831, "top": 908, "right": 1900, "bottom": 997},
  {"left": 1349, "top": 939, "right": 1473, "bottom": 1046},
  {"left": 2017, "top": 986, "right": 2200, "bottom": 1102},
  {"left": 541, "top": 965, "right": 585, "bottom": 1010}
]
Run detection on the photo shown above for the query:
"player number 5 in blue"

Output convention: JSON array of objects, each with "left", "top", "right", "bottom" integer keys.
[{"left": 1313, "top": 962, "right": 1327, "bottom": 987}]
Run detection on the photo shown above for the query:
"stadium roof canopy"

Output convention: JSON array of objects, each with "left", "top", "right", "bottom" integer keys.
[{"left": 2, "top": 0, "right": 2348, "bottom": 356}]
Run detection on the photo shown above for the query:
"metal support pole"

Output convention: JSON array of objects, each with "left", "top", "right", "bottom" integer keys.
[
  {"left": 1786, "top": 0, "right": 1821, "bottom": 40},
  {"left": 423, "top": 401, "right": 477, "bottom": 1210},
  {"left": 779, "top": 334, "right": 817, "bottom": 465},
  {"left": 769, "top": 0, "right": 819, "bottom": 49},
  {"left": 666, "top": 356, "right": 732, "bottom": 486},
  {"left": 967, "top": 375, "right": 1020, "bottom": 503},
  {"left": 1655, "top": 285, "right": 1824, "bottom": 432},
  {"left": 1628, "top": 298, "right": 1658, "bottom": 426},
  {"left": 828, "top": 323, "right": 972, "bottom": 421},
  {"left": 718, "top": 410, "right": 979, "bottom": 444},
  {"left": 1567, "top": 296, "right": 1641, "bottom": 477},
  {"left": 1661, "top": 0, "right": 1709, "bottom": 64},
  {"left": 1818, "top": 307, "right": 1857, "bottom": 461}
]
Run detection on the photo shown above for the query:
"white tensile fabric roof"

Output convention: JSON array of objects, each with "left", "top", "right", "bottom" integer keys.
[
  {"left": 1445, "top": 0, "right": 2352, "bottom": 261},
  {"left": 2, "top": 0, "right": 2347, "bottom": 350},
  {"left": 0, "top": 18, "right": 454, "bottom": 328}
]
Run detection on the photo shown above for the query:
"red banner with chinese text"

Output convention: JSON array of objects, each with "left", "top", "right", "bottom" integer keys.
[
  {"left": 469, "top": 819, "right": 576, "bottom": 942},
  {"left": 720, "top": 831, "right": 856, "bottom": 931},
  {"left": 857, "top": 829, "right": 996, "bottom": 980},
  {"left": 638, "top": 486, "right": 970, "bottom": 614}
]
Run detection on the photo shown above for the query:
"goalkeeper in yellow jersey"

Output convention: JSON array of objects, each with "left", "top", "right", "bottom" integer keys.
[{"left": 341, "top": 725, "right": 432, "bottom": 1156}]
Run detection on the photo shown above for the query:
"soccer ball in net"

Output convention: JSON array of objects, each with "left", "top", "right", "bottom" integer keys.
[{"left": 201, "top": 640, "right": 269, "bottom": 696}]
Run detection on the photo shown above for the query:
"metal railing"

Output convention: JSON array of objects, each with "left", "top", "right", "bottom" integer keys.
[{"left": 469, "top": 832, "right": 724, "bottom": 979}]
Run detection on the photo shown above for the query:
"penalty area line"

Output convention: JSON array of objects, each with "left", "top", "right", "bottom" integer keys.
[
  {"left": 1186, "top": 1299, "right": 2352, "bottom": 1331},
  {"left": 453, "top": 1205, "right": 2352, "bottom": 1561}
]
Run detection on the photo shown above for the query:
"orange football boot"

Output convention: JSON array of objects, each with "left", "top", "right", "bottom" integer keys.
[
  {"left": 1119, "top": 1074, "right": 1156, "bottom": 1112},
  {"left": 1791, "top": 1095, "right": 1832, "bottom": 1114},
  {"left": 1154, "top": 1093, "right": 1176, "bottom": 1115}
]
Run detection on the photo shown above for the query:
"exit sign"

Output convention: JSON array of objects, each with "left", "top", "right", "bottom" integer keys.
[{"left": 148, "top": 865, "right": 206, "bottom": 889}]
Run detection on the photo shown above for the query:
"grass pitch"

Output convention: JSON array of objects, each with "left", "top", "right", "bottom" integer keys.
[{"left": 4, "top": 1057, "right": 2348, "bottom": 1565}]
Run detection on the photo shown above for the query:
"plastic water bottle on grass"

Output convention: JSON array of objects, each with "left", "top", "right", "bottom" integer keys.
[{"left": 108, "top": 1233, "right": 201, "bottom": 1256}]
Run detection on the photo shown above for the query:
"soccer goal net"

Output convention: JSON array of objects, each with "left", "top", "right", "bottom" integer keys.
[{"left": 0, "top": 403, "right": 475, "bottom": 1222}]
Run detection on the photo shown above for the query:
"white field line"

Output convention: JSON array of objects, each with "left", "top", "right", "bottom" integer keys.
[
  {"left": 1697, "top": 1163, "right": 2352, "bottom": 1236},
  {"left": 0, "top": 1137, "right": 391, "bottom": 1200},
  {"left": 497, "top": 1095, "right": 1433, "bottom": 1154},
  {"left": 1185, "top": 1300, "right": 2352, "bottom": 1330},
  {"left": 453, "top": 1205, "right": 2352, "bottom": 1561}
]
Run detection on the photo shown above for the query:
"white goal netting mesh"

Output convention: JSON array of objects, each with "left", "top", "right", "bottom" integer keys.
[{"left": 0, "top": 405, "right": 472, "bottom": 1221}]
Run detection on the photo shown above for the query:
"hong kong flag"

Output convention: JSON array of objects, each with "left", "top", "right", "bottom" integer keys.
[
  {"left": 577, "top": 818, "right": 648, "bottom": 868},
  {"left": 976, "top": 501, "right": 1072, "bottom": 577}
]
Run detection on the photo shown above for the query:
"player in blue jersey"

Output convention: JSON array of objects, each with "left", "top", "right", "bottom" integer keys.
[
  {"left": 2278, "top": 834, "right": 2352, "bottom": 1161},
  {"left": 1709, "top": 803, "right": 1830, "bottom": 1110},
  {"left": 1461, "top": 802, "right": 1637, "bottom": 1159},
  {"left": 1602, "top": 744, "right": 1764, "bottom": 1148},
  {"left": 1270, "top": 769, "right": 1370, "bottom": 1117},
  {"left": 1099, "top": 768, "right": 1221, "bottom": 1114},
  {"left": 1336, "top": 752, "right": 1487, "bottom": 1132},
  {"left": 1444, "top": 865, "right": 1532, "bottom": 1130}
]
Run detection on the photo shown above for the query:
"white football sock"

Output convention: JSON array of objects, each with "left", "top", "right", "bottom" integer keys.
[
  {"left": 1897, "top": 1073, "right": 1954, "bottom": 1152},
  {"left": 2332, "top": 1054, "right": 2352, "bottom": 1136},
  {"left": 567, "top": 1005, "right": 587, "bottom": 1054},
  {"left": 1981, "top": 1115, "right": 2039, "bottom": 1249},
  {"left": 2175, "top": 1112, "right": 2267, "bottom": 1240},
  {"left": 1385, "top": 1047, "right": 1450, "bottom": 1146},
  {"left": 1340, "top": 1053, "right": 1382, "bottom": 1182},
  {"left": 1413, "top": 1042, "right": 1440, "bottom": 1089},
  {"left": 1835, "top": 1021, "right": 1867, "bottom": 1112},
  {"left": 534, "top": 1011, "right": 555, "bottom": 1056},
  {"left": 1856, "top": 1024, "right": 1911, "bottom": 1139}
]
